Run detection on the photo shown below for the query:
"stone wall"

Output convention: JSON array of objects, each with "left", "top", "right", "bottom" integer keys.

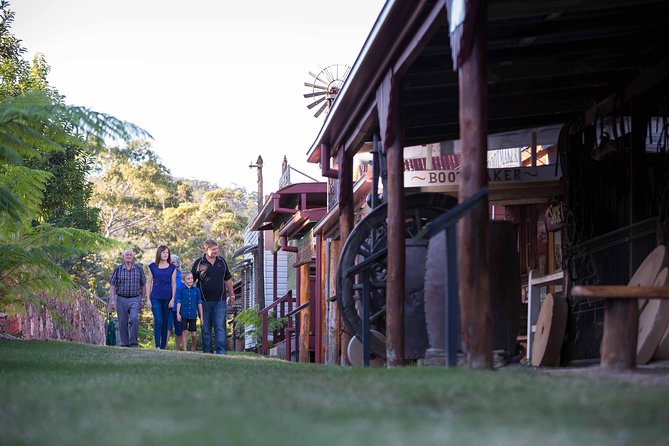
[{"left": 0, "top": 293, "right": 105, "bottom": 345}]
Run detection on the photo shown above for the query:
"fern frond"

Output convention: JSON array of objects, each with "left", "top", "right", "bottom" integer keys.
[
  {"left": 0, "top": 92, "right": 150, "bottom": 227},
  {"left": 0, "top": 244, "right": 75, "bottom": 306},
  {"left": 0, "top": 184, "right": 27, "bottom": 222},
  {"left": 21, "top": 225, "right": 121, "bottom": 251},
  {"left": 0, "top": 164, "right": 50, "bottom": 231}
]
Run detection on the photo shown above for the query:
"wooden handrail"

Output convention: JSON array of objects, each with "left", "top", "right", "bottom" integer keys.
[
  {"left": 572, "top": 285, "right": 669, "bottom": 299},
  {"left": 258, "top": 291, "right": 293, "bottom": 316},
  {"left": 259, "top": 291, "right": 293, "bottom": 357}
]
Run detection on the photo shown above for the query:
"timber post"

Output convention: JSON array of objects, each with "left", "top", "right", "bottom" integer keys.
[
  {"left": 299, "top": 262, "right": 311, "bottom": 363},
  {"left": 338, "top": 148, "right": 354, "bottom": 365},
  {"left": 455, "top": 1, "right": 492, "bottom": 369},
  {"left": 385, "top": 86, "right": 406, "bottom": 367}
]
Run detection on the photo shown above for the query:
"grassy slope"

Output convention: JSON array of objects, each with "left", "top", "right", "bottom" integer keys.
[{"left": 1, "top": 340, "right": 668, "bottom": 446}]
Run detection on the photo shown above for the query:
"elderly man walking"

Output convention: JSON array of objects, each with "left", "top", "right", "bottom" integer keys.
[
  {"left": 110, "top": 248, "right": 147, "bottom": 348},
  {"left": 191, "top": 239, "right": 235, "bottom": 354}
]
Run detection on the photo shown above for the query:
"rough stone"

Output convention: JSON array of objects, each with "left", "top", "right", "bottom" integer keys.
[{"left": 0, "top": 292, "right": 105, "bottom": 345}]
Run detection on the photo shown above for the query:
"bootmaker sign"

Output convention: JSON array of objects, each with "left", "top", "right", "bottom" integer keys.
[{"left": 405, "top": 165, "right": 559, "bottom": 188}]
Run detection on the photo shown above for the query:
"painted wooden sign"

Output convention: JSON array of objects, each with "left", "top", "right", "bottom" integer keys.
[{"left": 405, "top": 165, "right": 559, "bottom": 189}]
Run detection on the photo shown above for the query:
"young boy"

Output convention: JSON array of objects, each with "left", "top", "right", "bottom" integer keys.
[{"left": 175, "top": 271, "right": 204, "bottom": 352}]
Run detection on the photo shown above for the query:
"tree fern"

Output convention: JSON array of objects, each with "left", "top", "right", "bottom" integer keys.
[
  {"left": 0, "top": 163, "right": 50, "bottom": 229},
  {"left": 0, "top": 91, "right": 148, "bottom": 311}
]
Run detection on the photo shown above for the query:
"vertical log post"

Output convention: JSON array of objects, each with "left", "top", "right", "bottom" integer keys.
[
  {"left": 386, "top": 118, "right": 406, "bottom": 367},
  {"left": 326, "top": 239, "right": 341, "bottom": 364},
  {"left": 338, "top": 149, "right": 354, "bottom": 365},
  {"left": 601, "top": 299, "right": 639, "bottom": 369},
  {"left": 457, "top": 3, "right": 492, "bottom": 369},
  {"left": 377, "top": 70, "right": 405, "bottom": 367},
  {"left": 299, "top": 262, "right": 311, "bottom": 363},
  {"left": 315, "top": 234, "right": 323, "bottom": 363}
]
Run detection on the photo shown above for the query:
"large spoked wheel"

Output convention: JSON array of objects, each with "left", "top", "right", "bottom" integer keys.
[{"left": 337, "top": 193, "right": 457, "bottom": 359}]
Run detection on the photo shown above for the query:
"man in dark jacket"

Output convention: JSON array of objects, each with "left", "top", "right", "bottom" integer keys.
[{"left": 191, "top": 239, "right": 235, "bottom": 354}]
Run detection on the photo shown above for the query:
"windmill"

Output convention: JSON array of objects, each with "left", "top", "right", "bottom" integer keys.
[{"left": 303, "top": 64, "right": 351, "bottom": 118}]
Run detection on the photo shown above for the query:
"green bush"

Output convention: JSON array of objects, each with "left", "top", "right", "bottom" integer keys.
[{"left": 234, "top": 306, "right": 287, "bottom": 347}]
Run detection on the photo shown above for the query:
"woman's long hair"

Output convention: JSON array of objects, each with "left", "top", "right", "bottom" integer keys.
[{"left": 155, "top": 245, "right": 171, "bottom": 265}]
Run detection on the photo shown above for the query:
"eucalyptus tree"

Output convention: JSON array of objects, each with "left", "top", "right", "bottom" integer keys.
[{"left": 90, "top": 139, "right": 179, "bottom": 244}]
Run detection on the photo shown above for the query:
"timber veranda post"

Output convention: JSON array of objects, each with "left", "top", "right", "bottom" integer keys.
[
  {"left": 299, "top": 262, "right": 311, "bottom": 363},
  {"left": 385, "top": 99, "right": 406, "bottom": 368},
  {"left": 457, "top": 2, "right": 492, "bottom": 369},
  {"left": 338, "top": 148, "right": 354, "bottom": 365}
]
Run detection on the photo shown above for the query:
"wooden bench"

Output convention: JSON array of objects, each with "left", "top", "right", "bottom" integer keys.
[{"left": 570, "top": 285, "right": 669, "bottom": 369}]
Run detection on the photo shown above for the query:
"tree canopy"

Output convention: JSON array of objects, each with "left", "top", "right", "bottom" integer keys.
[
  {"left": 0, "top": 1, "right": 150, "bottom": 310},
  {"left": 1, "top": 0, "right": 257, "bottom": 308}
]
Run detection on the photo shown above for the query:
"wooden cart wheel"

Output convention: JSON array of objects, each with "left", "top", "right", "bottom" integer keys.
[
  {"left": 531, "top": 293, "right": 568, "bottom": 367},
  {"left": 637, "top": 267, "right": 669, "bottom": 364},
  {"left": 630, "top": 245, "right": 667, "bottom": 312},
  {"left": 653, "top": 321, "right": 669, "bottom": 360},
  {"left": 629, "top": 245, "right": 667, "bottom": 286},
  {"left": 337, "top": 193, "right": 456, "bottom": 359}
]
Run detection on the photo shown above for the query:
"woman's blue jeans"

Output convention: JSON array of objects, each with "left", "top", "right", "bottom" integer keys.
[
  {"left": 151, "top": 298, "right": 171, "bottom": 349},
  {"left": 202, "top": 300, "right": 227, "bottom": 354}
]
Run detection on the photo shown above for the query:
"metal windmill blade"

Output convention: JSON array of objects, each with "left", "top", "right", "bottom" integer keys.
[
  {"left": 308, "top": 71, "right": 329, "bottom": 86},
  {"left": 314, "top": 101, "right": 329, "bottom": 118},
  {"left": 304, "top": 82, "right": 329, "bottom": 90},
  {"left": 307, "top": 96, "right": 327, "bottom": 110},
  {"left": 304, "top": 64, "right": 351, "bottom": 118},
  {"left": 304, "top": 91, "right": 327, "bottom": 99}
]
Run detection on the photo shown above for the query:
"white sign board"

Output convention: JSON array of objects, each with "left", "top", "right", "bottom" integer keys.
[{"left": 405, "top": 165, "right": 559, "bottom": 189}]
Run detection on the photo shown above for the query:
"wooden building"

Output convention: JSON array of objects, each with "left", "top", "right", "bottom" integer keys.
[
  {"left": 302, "top": 0, "right": 669, "bottom": 368},
  {"left": 248, "top": 181, "right": 327, "bottom": 361}
]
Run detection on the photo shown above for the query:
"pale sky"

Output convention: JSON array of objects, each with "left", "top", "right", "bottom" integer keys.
[{"left": 11, "top": 0, "right": 386, "bottom": 192}]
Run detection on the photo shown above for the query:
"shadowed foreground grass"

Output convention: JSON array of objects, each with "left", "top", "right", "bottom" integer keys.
[{"left": 1, "top": 340, "right": 668, "bottom": 446}]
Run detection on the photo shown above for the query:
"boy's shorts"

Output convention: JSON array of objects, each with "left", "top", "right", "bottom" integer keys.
[{"left": 183, "top": 318, "right": 197, "bottom": 332}]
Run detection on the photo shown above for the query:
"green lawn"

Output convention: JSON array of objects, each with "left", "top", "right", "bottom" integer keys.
[{"left": 1, "top": 340, "right": 668, "bottom": 446}]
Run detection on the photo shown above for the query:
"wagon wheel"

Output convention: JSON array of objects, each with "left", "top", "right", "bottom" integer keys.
[{"left": 337, "top": 192, "right": 457, "bottom": 359}]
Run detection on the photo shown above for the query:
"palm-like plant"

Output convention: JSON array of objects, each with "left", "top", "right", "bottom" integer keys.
[{"left": 0, "top": 91, "right": 149, "bottom": 311}]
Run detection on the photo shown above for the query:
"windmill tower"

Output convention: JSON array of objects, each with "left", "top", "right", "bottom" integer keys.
[{"left": 303, "top": 64, "right": 351, "bottom": 118}]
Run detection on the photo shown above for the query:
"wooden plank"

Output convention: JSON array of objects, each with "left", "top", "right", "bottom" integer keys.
[
  {"left": 456, "top": 3, "right": 492, "bottom": 369},
  {"left": 571, "top": 286, "right": 669, "bottom": 299},
  {"left": 530, "top": 271, "right": 564, "bottom": 287}
]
